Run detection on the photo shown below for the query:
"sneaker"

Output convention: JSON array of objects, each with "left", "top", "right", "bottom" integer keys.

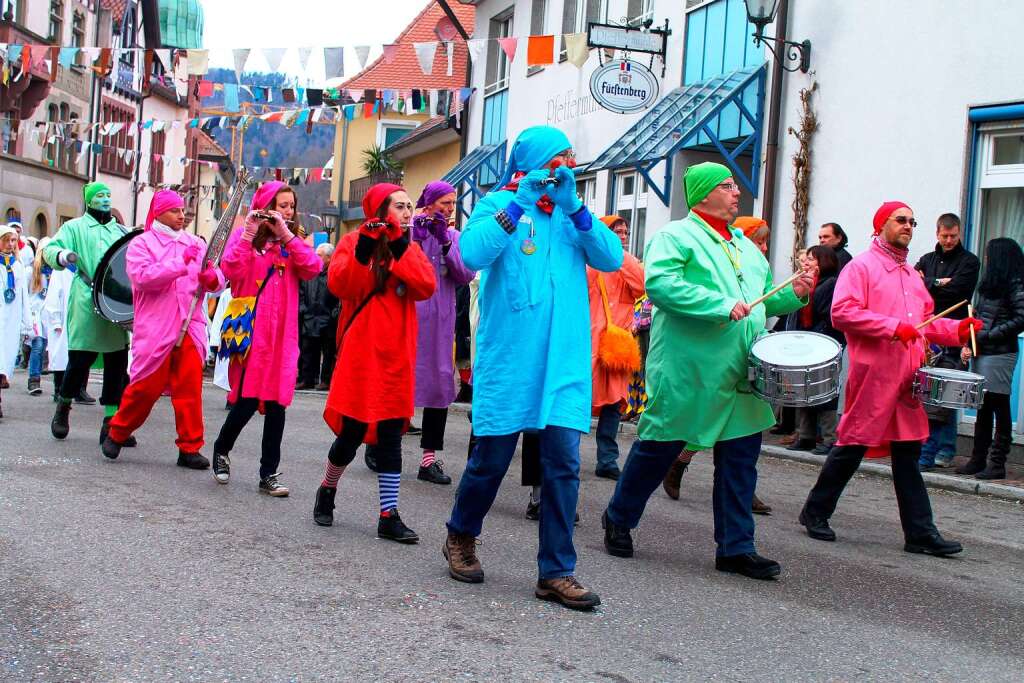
[
  {"left": 259, "top": 473, "right": 290, "bottom": 497},
  {"left": 535, "top": 576, "right": 601, "bottom": 610},
  {"left": 100, "top": 435, "right": 123, "bottom": 460},
  {"left": 377, "top": 509, "right": 419, "bottom": 544},
  {"left": 51, "top": 400, "right": 72, "bottom": 440},
  {"left": 177, "top": 451, "right": 210, "bottom": 470},
  {"left": 444, "top": 531, "right": 484, "bottom": 583},
  {"left": 417, "top": 461, "right": 452, "bottom": 485},
  {"left": 212, "top": 452, "right": 230, "bottom": 484},
  {"left": 75, "top": 388, "right": 96, "bottom": 405},
  {"left": 27, "top": 377, "right": 42, "bottom": 396},
  {"left": 934, "top": 456, "right": 955, "bottom": 468},
  {"left": 313, "top": 485, "right": 336, "bottom": 526}
]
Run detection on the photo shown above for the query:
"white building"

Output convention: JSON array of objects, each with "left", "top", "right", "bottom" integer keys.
[{"left": 452, "top": 0, "right": 1024, "bottom": 437}]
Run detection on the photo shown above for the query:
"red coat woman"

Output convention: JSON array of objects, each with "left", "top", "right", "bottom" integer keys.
[{"left": 316, "top": 183, "right": 435, "bottom": 543}]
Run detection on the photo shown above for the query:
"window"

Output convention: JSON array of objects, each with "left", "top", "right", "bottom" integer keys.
[
  {"left": 560, "top": 0, "right": 604, "bottom": 60},
  {"left": 149, "top": 130, "right": 166, "bottom": 185},
  {"left": 58, "top": 103, "right": 73, "bottom": 171},
  {"left": 5, "top": 208, "right": 19, "bottom": 223},
  {"left": 484, "top": 11, "right": 513, "bottom": 96},
  {"left": 528, "top": 0, "right": 547, "bottom": 75},
  {"left": 379, "top": 121, "right": 417, "bottom": 149},
  {"left": 4, "top": 0, "right": 21, "bottom": 23},
  {"left": 627, "top": 0, "right": 654, "bottom": 25},
  {"left": 45, "top": 105, "right": 59, "bottom": 166},
  {"left": 71, "top": 11, "right": 86, "bottom": 66},
  {"left": 575, "top": 175, "right": 599, "bottom": 214},
  {"left": 993, "top": 134, "right": 1024, "bottom": 166},
  {"left": 1, "top": 111, "right": 17, "bottom": 155},
  {"left": 33, "top": 213, "right": 48, "bottom": 238},
  {"left": 99, "top": 98, "right": 136, "bottom": 177},
  {"left": 48, "top": 0, "right": 64, "bottom": 44},
  {"left": 615, "top": 171, "right": 648, "bottom": 258}
]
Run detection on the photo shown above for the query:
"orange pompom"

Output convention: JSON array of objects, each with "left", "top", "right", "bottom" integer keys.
[{"left": 598, "top": 324, "right": 641, "bottom": 373}]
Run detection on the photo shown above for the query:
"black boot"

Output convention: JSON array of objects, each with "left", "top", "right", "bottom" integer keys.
[
  {"left": 99, "top": 417, "right": 137, "bottom": 447},
  {"left": 602, "top": 510, "right": 634, "bottom": 558},
  {"left": 377, "top": 509, "right": 419, "bottom": 544},
  {"left": 313, "top": 485, "right": 336, "bottom": 526},
  {"left": 955, "top": 447, "right": 988, "bottom": 475},
  {"left": 101, "top": 435, "right": 123, "bottom": 460},
  {"left": 976, "top": 433, "right": 1010, "bottom": 480},
  {"left": 51, "top": 400, "right": 72, "bottom": 439}
]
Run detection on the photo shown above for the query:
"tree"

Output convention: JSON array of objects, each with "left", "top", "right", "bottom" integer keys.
[{"left": 361, "top": 144, "right": 402, "bottom": 175}]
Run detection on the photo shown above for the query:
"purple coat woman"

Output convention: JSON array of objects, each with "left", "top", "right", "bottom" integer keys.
[{"left": 410, "top": 181, "right": 475, "bottom": 484}]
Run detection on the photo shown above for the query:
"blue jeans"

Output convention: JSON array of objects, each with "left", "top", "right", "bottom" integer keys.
[
  {"left": 448, "top": 426, "right": 581, "bottom": 579},
  {"left": 606, "top": 432, "right": 762, "bottom": 557},
  {"left": 27, "top": 336, "right": 47, "bottom": 378},
  {"left": 920, "top": 417, "right": 957, "bottom": 467},
  {"left": 595, "top": 404, "right": 622, "bottom": 472}
]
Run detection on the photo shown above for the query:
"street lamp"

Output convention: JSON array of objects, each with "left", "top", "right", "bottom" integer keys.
[{"left": 744, "top": 0, "right": 812, "bottom": 73}]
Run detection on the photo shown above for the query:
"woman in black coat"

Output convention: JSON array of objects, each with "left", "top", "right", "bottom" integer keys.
[
  {"left": 957, "top": 238, "right": 1024, "bottom": 479},
  {"left": 785, "top": 246, "right": 845, "bottom": 454}
]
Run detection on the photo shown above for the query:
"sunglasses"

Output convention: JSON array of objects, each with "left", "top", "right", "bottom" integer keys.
[{"left": 891, "top": 216, "right": 918, "bottom": 227}]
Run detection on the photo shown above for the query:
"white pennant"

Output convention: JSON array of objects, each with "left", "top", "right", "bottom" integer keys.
[
  {"left": 233, "top": 48, "right": 251, "bottom": 82},
  {"left": 263, "top": 47, "right": 287, "bottom": 73},
  {"left": 413, "top": 42, "right": 438, "bottom": 76},
  {"left": 155, "top": 49, "right": 173, "bottom": 70},
  {"left": 354, "top": 45, "right": 370, "bottom": 70},
  {"left": 445, "top": 42, "right": 454, "bottom": 77},
  {"left": 297, "top": 47, "right": 313, "bottom": 72},
  {"left": 466, "top": 39, "right": 487, "bottom": 64}
]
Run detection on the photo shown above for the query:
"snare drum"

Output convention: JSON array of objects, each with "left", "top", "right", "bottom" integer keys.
[
  {"left": 748, "top": 331, "right": 843, "bottom": 407},
  {"left": 91, "top": 229, "right": 142, "bottom": 330},
  {"left": 913, "top": 367, "right": 985, "bottom": 409}
]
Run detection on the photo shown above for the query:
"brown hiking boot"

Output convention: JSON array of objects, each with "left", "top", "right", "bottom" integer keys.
[
  {"left": 751, "top": 493, "right": 772, "bottom": 515},
  {"left": 663, "top": 459, "right": 688, "bottom": 500},
  {"left": 535, "top": 576, "right": 601, "bottom": 610},
  {"left": 444, "top": 532, "right": 484, "bottom": 583}
]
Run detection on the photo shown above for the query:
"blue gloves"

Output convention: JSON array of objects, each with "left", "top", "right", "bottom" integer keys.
[
  {"left": 547, "top": 165, "right": 582, "bottom": 214},
  {"left": 512, "top": 169, "right": 549, "bottom": 211}
]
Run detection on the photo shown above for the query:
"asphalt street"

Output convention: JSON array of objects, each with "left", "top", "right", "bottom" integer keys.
[{"left": 2, "top": 374, "right": 1023, "bottom": 682}]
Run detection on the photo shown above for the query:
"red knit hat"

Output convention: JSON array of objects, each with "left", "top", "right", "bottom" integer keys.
[
  {"left": 362, "top": 183, "right": 405, "bottom": 220},
  {"left": 872, "top": 201, "right": 911, "bottom": 235}
]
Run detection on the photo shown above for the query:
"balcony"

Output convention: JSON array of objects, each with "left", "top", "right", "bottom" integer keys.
[{"left": 348, "top": 170, "right": 402, "bottom": 209}]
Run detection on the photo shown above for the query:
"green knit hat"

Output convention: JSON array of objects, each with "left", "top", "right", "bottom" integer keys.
[
  {"left": 684, "top": 162, "right": 732, "bottom": 208},
  {"left": 83, "top": 181, "right": 111, "bottom": 207}
]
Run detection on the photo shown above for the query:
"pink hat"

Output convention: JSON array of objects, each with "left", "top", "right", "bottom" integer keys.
[
  {"left": 145, "top": 190, "right": 185, "bottom": 231},
  {"left": 251, "top": 181, "right": 288, "bottom": 212},
  {"left": 872, "top": 201, "right": 911, "bottom": 235}
]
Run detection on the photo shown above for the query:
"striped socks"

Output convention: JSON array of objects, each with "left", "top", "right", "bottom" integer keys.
[
  {"left": 378, "top": 472, "right": 400, "bottom": 514},
  {"left": 322, "top": 461, "right": 345, "bottom": 488},
  {"left": 420, "top": 449, "right": 436, "bottom": 468}
]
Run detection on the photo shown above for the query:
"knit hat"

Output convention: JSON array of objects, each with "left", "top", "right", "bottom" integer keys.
[
  {"left": 0, "top": 224, "right": 17, "bottom": 241},
  {"left": 600, "top": 215, "right": 627, "bottom": 228},
  {"left": 83, "top": 181, "right": 111, "bottom": 208},
  {"left": 683, "top": 162, "right": 732, "bottom": 208},
  {"left": 733, "top": 216, "right": 768, "bottom": 238},
  {"left": 251, "top": 181, "right": 288, "bottom": 212},
  {"left": 362, "top": 183, "right": 405, "bottom": 220},
  {"left": 145, "top": 190, "right": 185, "bottom": 231},
  {"left": 872, "top": 201, "right": 911, "bottom": 235},
  {"left": 416, "top": 180, "right": 456, "bottom": 209}
]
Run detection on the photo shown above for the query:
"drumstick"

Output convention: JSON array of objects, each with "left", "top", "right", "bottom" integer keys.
[
  {"left": 967, "top": 303, "right": 977, "bottom": 356},
  {"left": 749, "top": 270, "right": 805, "bottom": 308},
  {"left": 914, "top": 300, "right": 967, "bottom": 330}
]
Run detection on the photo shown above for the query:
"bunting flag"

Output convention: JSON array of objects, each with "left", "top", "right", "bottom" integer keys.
[
  {"left": 354, "top": 45, "right": 371, "bottom": 70},
  {"left": 297, "top": 46, "right": 313, "bottom": 72},
  {"left": 497, "top": 37, "right": 519, "bottom": 62},
  {"left": 563, "top": 32, "right": 590, "bottom": 68},
  {"left": 526, "top": 35, "right": 555, "bottom": 66},
  {"left": 155, "top": 48, "right": 173, "bottom": 71},
  {"left": 263, "top": 47, "right": 287, "bottom": 73},
  {"left": 233, "top": 48, "right": 251, "bottom": 82},
  {"left": 186, "top": 49, "right": 209, "bottom": 76},
  {"left": 382, "top": 44, "right": 399, "bottom": 65},
  {"left": 323, "top": 47, "right": 345, "bottom": 79},
  {"left": 445, "top": 41, "right": 454, "bottom": 76},
  {"left": 413, "top": 41, "right": 438, "bottom": 75},
  {"left": 224, "top": 83, "right": 240, "bottom": 112},
  {"left": 466, "top": 39, "right": 487, "bottom": 64}
]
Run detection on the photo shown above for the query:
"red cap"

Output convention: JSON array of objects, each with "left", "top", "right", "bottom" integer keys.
[
  {"left": 362, "top": 183, "right": 405, "bottom": 220},
  {"left": 872, "top": 201, "right": 911, "bottom": 235}
]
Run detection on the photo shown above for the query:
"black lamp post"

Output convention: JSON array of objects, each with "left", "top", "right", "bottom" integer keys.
[{"left": 744, "top": 0, "right": 812, "bottom": 73}]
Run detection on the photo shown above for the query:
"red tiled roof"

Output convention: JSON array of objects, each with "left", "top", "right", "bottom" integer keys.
[
  {"left": 100, "top": 0, "right": 129, "bottom": 24},
  {"left": 196, "top": 129, "right": 229, "bottom": 158},
  {"left": 341, "top": 1, "right": 475, "bottom": 91}
]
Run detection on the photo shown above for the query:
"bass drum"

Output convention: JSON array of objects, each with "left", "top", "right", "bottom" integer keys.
[{"left": 91, "top": 229, "right": 142, "bottom": 330}]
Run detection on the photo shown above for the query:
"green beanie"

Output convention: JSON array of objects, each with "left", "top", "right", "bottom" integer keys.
[
  {"left": 684, "top": 162, "right": 732, "bottom": 208},
  {"left": 83, "top": 181, "right": 111, "bottom": 208}
]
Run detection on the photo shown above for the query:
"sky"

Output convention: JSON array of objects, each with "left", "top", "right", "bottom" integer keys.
[{"left": 202, "top": 0, "right": 432, "bottom": 86}]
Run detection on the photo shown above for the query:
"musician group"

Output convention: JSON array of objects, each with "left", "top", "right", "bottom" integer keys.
[{"left": 0, "top": 125, "right": 988, "bottom": 611}]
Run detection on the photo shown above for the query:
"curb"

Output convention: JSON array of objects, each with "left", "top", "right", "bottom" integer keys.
[{"left": 449, "top": 401, "right": 1024, "bottom": 504}]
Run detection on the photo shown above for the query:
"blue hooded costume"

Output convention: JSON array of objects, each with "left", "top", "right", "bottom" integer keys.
[{"left": 461, "top": 126, "right": 623, "bottom": 436}]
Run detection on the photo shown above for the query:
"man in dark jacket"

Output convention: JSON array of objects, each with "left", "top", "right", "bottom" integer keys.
[
  {"left": 913, "top": 213, "right": 980, "bottom": 469},
  {"left": 297, "top": 243, "right": 339, "bottom": 390},
  {"left": 818, "top": 222, "right": 853, "bottom": 270}
]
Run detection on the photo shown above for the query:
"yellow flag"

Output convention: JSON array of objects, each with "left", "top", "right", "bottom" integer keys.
[{"left": 563, "top": 33, "right": 590, "bottom": 68}]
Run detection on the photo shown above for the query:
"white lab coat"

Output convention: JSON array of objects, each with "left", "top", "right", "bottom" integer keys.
[
  {"left": 210, "top": 289, "right": 232, "bottom": 392},
  {"left": 42, "top": 268, "right": 73, "bottom": 372},
  {"left": 1, "top": 257, "right": 30, "bottom": 378}
]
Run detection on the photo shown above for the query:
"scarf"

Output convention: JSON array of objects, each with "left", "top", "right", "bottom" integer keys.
[
  {"left": 502, "top": 172, "right": 555, "bottom": 214},
  {"left": 87, "top": 207, "right": 113, "bottom": 225},
  {"left": 2, "top": 253, "right": 15, "bottom": 303},
  {"left": 693, "top": 209, "right": 732, "bottom": 241},
  {"left": 872, "top": 236, "right": 909, "bottom": 265},
  {"left": 151, "top": 220, "right": 182, "bottom": 241}
]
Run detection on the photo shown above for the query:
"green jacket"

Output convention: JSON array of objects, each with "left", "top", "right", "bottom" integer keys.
[
  {"left": 638, "top": 212, "right": 806, "bottom": 447},
  {"left": 43, "top": 213, "right": 129, "bottom": 353}
]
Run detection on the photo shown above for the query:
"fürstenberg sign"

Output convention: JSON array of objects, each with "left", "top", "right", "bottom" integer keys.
[{"left": 589, "top": 60, "right": 659, "bottom": 115}]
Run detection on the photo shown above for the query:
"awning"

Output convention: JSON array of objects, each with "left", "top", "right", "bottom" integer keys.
[
  {"left": 443, "top": 141, "right": 507, "bottom": 218},
  {"left": 588, "top": 63, "right": 768, "bottom": 205}
]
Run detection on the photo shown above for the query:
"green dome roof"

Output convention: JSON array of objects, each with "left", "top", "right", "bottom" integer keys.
[{"left": 159, "top": 0, "right": 204, "bottom": 49}]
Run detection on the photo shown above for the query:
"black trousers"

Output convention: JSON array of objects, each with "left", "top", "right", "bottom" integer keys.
[
  {"left": 330, "top": 417, "right": 404, "bottom": 474},
  {"left": 213, "top": 398, "right": 287, "bottom": 480},
  {"left": 420, "top": 407, "right": 449, "bottom": 451},
  {"left": 59, "top": 348, "right": 129, "bottom": 405},
  {"left": 803, "top": 441, "right": 938, "bottom": 541},
  {"left": 298, "top": 334, "right": 336, "bottom": 386},
  {"left": 973, "top": 392, "right": 1012, "bottom": 455},
  {"left": 467, "top": 425, "right": 541, "bottom": 486}
]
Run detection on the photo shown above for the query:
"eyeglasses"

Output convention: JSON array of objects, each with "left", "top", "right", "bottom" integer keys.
[
  {"left": 891, "top": 216, "right": 918, "bottom": 227},
  {"left": 716, "top": 182, "right": 740, "bottom": 192},
  {"left": 554, "top": 150, "right": 576, "bottom": 159}
]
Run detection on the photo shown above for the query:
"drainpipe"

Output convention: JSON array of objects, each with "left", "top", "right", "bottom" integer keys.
[
  {"left": 331, "top": 115, "right": 349, "bottom": 243},
  {"left": 760, "top": 0, "right": 789, "bottom": 249}
]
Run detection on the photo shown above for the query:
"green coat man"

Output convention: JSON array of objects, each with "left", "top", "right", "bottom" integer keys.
[{"left": 602, "top": 162, "right": 815, "bottom": 580}]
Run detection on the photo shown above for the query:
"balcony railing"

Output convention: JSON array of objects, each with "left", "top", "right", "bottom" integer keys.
[{"left": 348, "top": 170, "right": 402, "bottom": 208}]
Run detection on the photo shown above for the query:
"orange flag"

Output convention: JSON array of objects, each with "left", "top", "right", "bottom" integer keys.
[{"left": 526, "top": 35, "right": 555, "bottom": 66}]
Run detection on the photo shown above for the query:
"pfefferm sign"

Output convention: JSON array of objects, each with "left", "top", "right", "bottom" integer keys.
[{"left": 589, "top": 60, "right": 659, "bottom": 115}]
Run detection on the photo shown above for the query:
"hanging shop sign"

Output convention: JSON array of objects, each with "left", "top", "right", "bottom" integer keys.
[
  {"left": 587, "top": 21, "right": 670, "bottom": 58},
  {"left": 590, "top": 60, "right": 659, "bottom": 115}
]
